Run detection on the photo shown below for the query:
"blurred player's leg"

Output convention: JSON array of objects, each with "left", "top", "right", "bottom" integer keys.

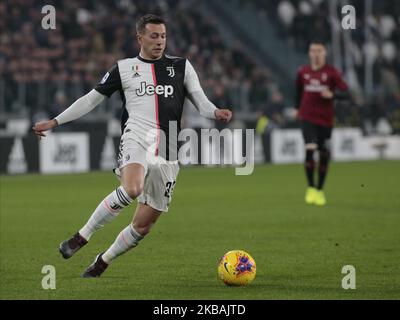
[
  {"left": 314, "top": 148, "right": 330, "bottom": 206},
  {"left": 305, "top": 146, "right": 316, "bottom": 188},
  {"left": 59, "top": 164, "right": 145, "bottom": 259},
  {"left": 317, "top": 148, "right": 330, "bottom": 191},
  {"left": 302, "top": 121, "right": 318, "bottom": 204},
  {"left": 82, "top": 203, "right": 161, "bottom": 278},
  {"left": 314, "top": 127, "right": 332, "bottom": 206},
  {"left": 304, "top": 145, "right": 318, "bottom": 204}
]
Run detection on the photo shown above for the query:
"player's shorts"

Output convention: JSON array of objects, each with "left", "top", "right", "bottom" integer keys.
[
  {"left": 114, "top": 134, "right": 179, "bottom": 213},
  {"left": 301, "top": 120, "right": 332, "bottom": 150}
]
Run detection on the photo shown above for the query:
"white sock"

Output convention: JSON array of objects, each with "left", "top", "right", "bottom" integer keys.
[
  {"left": 102, "top": 224, "right": 144, "bottom": 264},
  {"left": 79, "top": 186, "right": 133, "bottom": 240}
]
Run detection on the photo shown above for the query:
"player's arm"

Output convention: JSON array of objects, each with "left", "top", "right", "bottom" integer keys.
[
  {"left": 295, "top": 70, "right": 303, "bottom": 110},
  {"left": 33, "top": 64, "right": 122, "bottom": 138},
  {"left": 32, "top": 89, "right": 105, "bottom": 137},
  {"left": 184, "top": 60, "right": 232, "bottom": 123},
  {"left": 321, "top": 88, "right": 350, "bottom": 100},
  {"left": 321, "top": 68, "right": 350, "bottom": 100},
  {"left": 332, "top": 89, "right": 351, "bottom": 100},
  {"left": 332, "top": 69, "right": 350, "bottom": 100}
]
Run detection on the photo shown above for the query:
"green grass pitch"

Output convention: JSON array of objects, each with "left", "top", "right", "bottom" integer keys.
[{"left": 1, "top": 161, "right": 399, "bottom": 299}]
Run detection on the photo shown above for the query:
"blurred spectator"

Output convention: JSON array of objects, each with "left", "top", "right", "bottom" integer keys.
[
  {"left": 2, "top": 0, "right": 398, "bottom": 133},
  {"left": 1, "top": 0, "right": 279, "bottom": 128},
  {"left": 49, "top": 91, "right": 68, "bottom": 119},
  {"left": 211, "top": 84, "right": 233, "bottom": 130},
  {"left": 267, "top": 91, "right": 286, "bottom": 127}
]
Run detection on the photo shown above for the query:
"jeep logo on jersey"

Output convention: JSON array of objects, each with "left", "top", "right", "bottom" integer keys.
[{"left": 136, "top": 82, "right": 174, "bottom": 98}]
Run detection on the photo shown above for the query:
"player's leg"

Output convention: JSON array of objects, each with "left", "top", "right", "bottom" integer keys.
[
  {"left": 81, "top": 203, "right": 161, "bottom": 278},
  {"left": 120, "top": 163, "right": 146, "bottom": 199},
  {"left": 302, "top": 121, "right": 318, "bottom": 204},
  {"left": 81, "top": 161, "right": 179, "bottom": 278},
  {"left": 314, "top": 126, "right": 332, "bottom": 206},
  {"left": 79, "top": 163, "right": 145, "bottom": 239},
  {"left": 305, "top": 143, "right": 317, "bottom": 187},
  {"left": 103, "top": 202, "right": 161, "bottom": 265},
  {"left": 59, "top": 163, "right": 145, "bottom": 259},
  {"left": 59, "top": 136, "right": 147, "bottom": 259},
  {"left": 317, "top": 146, "right": 330, "bottom": 190}
]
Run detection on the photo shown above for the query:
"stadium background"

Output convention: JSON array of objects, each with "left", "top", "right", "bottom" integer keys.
[
  {"left": 1, "top": 0, "right": 399, "bottom": 300},
  {"left": 1, "top": 0, "right": 400, "bottom": 173}
]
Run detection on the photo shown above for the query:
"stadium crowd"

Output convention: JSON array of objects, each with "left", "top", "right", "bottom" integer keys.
[
  {"left": 1, "top": 0, "right": 280, "bottom": 125},
  {"left": 1, "top": 0, "right": 399, "bottom": 133}
]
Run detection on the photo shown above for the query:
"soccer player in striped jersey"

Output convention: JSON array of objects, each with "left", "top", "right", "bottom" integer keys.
[
  {"left": 33, "top": 14, "right": 232, "bottom": 277},
  {"left": 295, "top": 41, "right": 349, "bottom": 206}
]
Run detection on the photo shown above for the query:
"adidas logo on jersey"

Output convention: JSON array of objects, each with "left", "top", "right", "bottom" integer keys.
[
  {"left": 136, "top": 82, "right": 174, "bottom": 98},
  {"left": 132, "top": 65, "right": 141, "bottom": 78}
]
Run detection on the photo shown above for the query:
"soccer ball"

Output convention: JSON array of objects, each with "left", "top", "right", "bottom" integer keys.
[{"left": 218, "top": 250, "right": 256, "bottom": 286}]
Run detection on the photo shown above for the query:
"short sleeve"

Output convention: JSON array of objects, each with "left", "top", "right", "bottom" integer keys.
[{"left": 95, "top": 64, "right": 122, "bottom": 97}]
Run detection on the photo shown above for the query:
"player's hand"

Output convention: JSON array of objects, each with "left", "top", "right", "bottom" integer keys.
[
  {"left": 215, "top": 109, "right": 232, "bottom": 123},
  {"left": 32, "top": 119, "right": 58, "bottom": 139},
  {"left": 292, "top": 108, "right": 299, "bottom": 119},
  {"left": 321, "top": 89, "right": 334, "bottom": 99}
]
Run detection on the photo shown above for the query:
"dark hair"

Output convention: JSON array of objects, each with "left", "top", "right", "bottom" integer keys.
[
  {"left": 136, "top": 14, "right": 166, "bottom": 34},
  {"left": 309, "top": 39, "right": 326, "bottom": 47}
]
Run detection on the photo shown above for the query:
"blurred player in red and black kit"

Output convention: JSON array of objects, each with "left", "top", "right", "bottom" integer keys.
[{"left": 295, "top": 41, "right": 349, "bottom": 206}]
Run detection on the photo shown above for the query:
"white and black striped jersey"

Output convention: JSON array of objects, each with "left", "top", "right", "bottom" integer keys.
[{"left": 95, "top": 54, "right": 212, "bottom": 160}]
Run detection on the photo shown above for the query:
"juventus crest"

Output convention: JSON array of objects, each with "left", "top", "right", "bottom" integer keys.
[{"left": 166, "top": 66, "right": 175, "bottom": 78}]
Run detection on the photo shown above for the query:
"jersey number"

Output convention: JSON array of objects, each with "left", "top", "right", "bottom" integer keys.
[{"left": 164, "top": 181, "right": 176, "bottom": 198}]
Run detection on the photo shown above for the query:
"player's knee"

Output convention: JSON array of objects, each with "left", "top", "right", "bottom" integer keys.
[
  {"left": 123, "top": 183, "right": 143, "bottom": 199},
  {"left": 305, "top": 146, "right": 315, "bottom": 163},
  {"left": 319, "top": 148, "right": 331, "bottom": 159},
  {"left": 131, "top": 222, "right": 151, "bottom": 236},
  {"left": 305, "top": 143, "right": 317, "bottom": 151}
]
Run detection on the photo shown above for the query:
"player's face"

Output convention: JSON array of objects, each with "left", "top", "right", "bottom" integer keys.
[
  {"left": 308, "top": 44, "right": 326, "bottom": 68},
  {"left": 137, "top": 23, "right": 167, "bottom": 60}
]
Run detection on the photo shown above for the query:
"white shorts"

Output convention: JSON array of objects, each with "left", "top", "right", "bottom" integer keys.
[{"left": 114, "top": 135, "right": 179, "bottom": 213}]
